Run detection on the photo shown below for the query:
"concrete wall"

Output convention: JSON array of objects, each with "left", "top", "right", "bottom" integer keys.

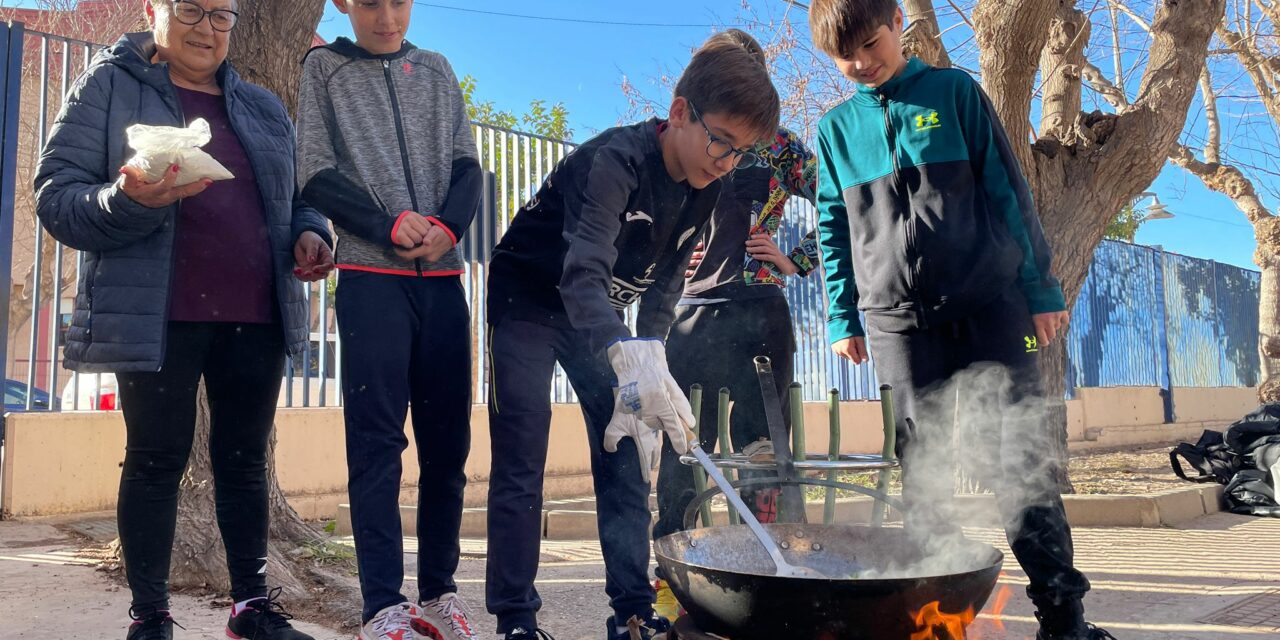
[
  {"left": 1172, "top": 386, "right": 1260, "bottom": 424},
  {"left": 1, "top": 385, "right": 1260, "bottom": 518}
]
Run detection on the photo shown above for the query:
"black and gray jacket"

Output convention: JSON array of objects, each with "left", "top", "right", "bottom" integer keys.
[
  {"left": 34, "top": 32, "right": 332, "bottom": 373},
  {"left": 487, "top": 120, "right": 722, "bottom": 353},
  {"left": 297, "top": 38, "right": 481, "bottom": 276}
]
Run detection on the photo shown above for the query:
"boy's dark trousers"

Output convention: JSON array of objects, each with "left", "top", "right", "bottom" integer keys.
[
  {"left": 485, "top": 316, "right": 654, "bottom": 633},
  {"left": 336, "top": 271, "right": 472, "bottom": 622},
  {"left": 653, "top": 296, "right": 795, "bottom": 542},
  {"left": 864, "top": 285, "right": 1091, "bottom": 608}
]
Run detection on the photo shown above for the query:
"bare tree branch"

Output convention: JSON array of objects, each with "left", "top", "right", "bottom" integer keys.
[
  {"left": 1108, "top": 2, "right": 1126, "bottom": 96},
  {"left": 1039, "top": 3, "right": 1090, "bottom": 141},
  {"left": 1217, "top": 24, "right": 1280, "bottom": 125},
  {"left": 1081, "top": 60, "right": 1132, "bottom": 111},
  {"left": 1108, "top": 0, "right": 1151, "bottom": 32},
  {"left": 1202, "top": 67, "right": 1223, "bottom": 164},
  {"left": 903, "top": 0, "right": 954, "bottom": 67},
  {"left": 1172, "top": 146, "right": 1271, "bottom": 224}
]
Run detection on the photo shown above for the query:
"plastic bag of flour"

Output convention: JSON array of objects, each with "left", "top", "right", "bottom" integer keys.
[{"left": 123, "top": 118, "right": 235, "bottom": 186}]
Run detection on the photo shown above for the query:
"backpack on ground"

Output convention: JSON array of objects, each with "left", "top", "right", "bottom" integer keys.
[{"left": 1170, "top": 404, "right": 1280, "bottom": 517}]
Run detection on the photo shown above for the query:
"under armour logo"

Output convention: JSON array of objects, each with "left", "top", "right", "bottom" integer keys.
[
  {"left": 625, "top": 210, "right": 654, "bottom": 224},
  {"left": 1024, "top": 336, "right": 1039, "bottom": 352},
  {"left": 915, "top": 111, "right": 941, "bottom": 130}
]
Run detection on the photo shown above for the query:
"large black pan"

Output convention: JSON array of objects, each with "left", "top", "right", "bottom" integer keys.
[{"left": 654, "top": 523, "right": 1003, "bottom": 639}]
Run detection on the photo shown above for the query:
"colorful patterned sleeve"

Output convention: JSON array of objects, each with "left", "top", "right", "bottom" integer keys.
[
  {"left": 777, "top": 128, "right": 819, "bottom": 277},
  {"left": 743, "top": 128, "right": 822, "bottom": 285}
]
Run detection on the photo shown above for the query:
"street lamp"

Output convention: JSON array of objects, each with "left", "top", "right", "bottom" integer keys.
[{"left": 1135, "top": 191, "right": 1175, "bottom": 221}]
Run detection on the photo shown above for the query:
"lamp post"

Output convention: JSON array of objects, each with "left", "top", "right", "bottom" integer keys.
[{"left": 1135, "top": 191, "right": 1176, "bottom": 221}]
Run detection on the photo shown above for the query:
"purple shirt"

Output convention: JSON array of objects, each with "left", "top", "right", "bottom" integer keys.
[{"left": 169, "top": 86, "right": 275, "bottom": 324}]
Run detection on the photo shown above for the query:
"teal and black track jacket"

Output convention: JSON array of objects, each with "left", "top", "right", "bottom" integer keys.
[{"left": 816, "top": 58, "right": 1065, "bottom": 342}]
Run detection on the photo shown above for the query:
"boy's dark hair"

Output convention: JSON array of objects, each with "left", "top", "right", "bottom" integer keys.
[
  {"left": 809, "top": 0, "right": 898, "bottom": 59},
  {"left": 674, "top": 29, "right": 780, "bottom": 143}
]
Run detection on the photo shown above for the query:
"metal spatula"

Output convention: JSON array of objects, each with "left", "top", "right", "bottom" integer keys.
[{"left": 682, "top": 430, "right": 827, "bottom": 579}]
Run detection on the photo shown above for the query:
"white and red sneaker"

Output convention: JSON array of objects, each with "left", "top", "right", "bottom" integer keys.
[
  {"left": 418, "top": 592, "right": 477, "bottom": 640},
  {"left": 358, "top": 602, "right": 442, "bottom": 640}
]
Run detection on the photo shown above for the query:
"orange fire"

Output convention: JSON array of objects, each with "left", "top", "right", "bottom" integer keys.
[
  {"left": 909, "top": 601, "right": 977, "bottom": 640},
  {"left": 989, "top": 582, "right": 1014, "bottom": 631}
]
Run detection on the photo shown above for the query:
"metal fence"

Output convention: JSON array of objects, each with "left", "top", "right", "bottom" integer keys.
[
  {"left": 1063, "top": 240, "right": 1261, "bottom": 400},
  {"left": 0, "top": 23, "right": 1263, "bottom": 416}
]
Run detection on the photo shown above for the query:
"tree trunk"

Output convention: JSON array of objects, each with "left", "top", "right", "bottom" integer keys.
[
  {"left": 902, "top": 0, "right": 952, "bottom": 68},
  {"left": 973, "top": 0, "right": 1056, "bottom": 171},
  {"left": 1037, "top": 2, "right": 1088, "bottom": 142},
  {"left": 972, "top": 0, "right": 1225, "bottom": 491},
  {"left": 1260, "top": 244, "right": 1280, "bottom": 402},
  {"left": 168, "top": 385, "right": 331, "bottom": 596},
  {"left": 225, "top": 0, "right": 328, "bottom": 117}
]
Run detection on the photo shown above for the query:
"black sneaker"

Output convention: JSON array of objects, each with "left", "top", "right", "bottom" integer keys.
[
  {"left": 605, "top": 612, "right": 670, "bottom": 640},
  {"left": 1034, "top": 599, "right": 1117, "bottom": 639},
  {"left": 126, "top": 609, "right": 175, "bottom": 640},
  {"left": 505, "top": 626, "right": 555, "bottom": 639},
  {"left": 226, "top": 589, "right": 314, "bottom": 640},
  {"left": 1034, "top": 624, "right": 1116, "bottom": 640},
  {"left": 1036, "top": 624, "right": 1117, "bottom": 640}
]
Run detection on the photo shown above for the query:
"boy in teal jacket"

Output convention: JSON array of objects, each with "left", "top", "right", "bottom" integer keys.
[{"left": 809, "top": 1, "right": 1112, "bottom": 639}]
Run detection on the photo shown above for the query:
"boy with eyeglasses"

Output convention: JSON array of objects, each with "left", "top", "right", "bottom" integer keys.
[
  {"left": 644, "top": 36, "right": 823, "bottom": 625},
  {"left": 482, "top": 29, "right": 779, "bottom": 640}
]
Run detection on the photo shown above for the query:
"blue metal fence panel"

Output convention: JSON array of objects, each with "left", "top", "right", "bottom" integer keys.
[
  {"left": 1213, "top": 263, "right": 1261, "bottom": 387},
  {"left": 1063, "top": 241, "right": 1164, "bottom": 392},
  {"left": 1163, "top": 253, "right": 1230, "bottom": 387},
  {"left": 779, "top": 200, "right": 880, "bottom": 401}
]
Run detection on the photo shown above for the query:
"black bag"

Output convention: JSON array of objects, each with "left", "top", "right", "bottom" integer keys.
[
  {"left": 1170, "top": 405, "right": 1280, "bottom": 516},
  {"left": 1169, "top": 430, "right": 1237, "bottom": 484}
]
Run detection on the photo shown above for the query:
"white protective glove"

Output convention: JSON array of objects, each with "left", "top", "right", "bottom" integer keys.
[
  {"left": 603, "top": 413, "right": 662, "bottom": 483},
  {"left": 606, "top": 338, "right": 693, "bottom": 454}
]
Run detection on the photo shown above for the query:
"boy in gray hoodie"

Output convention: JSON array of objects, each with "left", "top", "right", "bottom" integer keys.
[{"left": 296, "top": 2, "right": 480, "bottom": 639}]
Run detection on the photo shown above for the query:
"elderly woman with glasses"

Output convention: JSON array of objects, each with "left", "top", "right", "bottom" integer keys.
[{"left": 34, "top": 1, "right": 332, "bottom": 638}]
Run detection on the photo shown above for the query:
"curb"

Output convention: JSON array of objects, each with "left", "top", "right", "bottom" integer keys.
[{"left": 334, "top": 484, "right": 1226, "bottom": 538}]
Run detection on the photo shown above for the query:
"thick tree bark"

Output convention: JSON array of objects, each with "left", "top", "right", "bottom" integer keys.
[
  {"left": 902, "top": 0, "right": 953, "bottom": 68},
  {"left": 225, "top": 0, "right": 328, "bottom": 116},
  {"left": 1037, "top": 3, "right": 1088, "bottom": 142},
  {"left": 973, "top": 0, "right": 1056, "bottom": 171}
]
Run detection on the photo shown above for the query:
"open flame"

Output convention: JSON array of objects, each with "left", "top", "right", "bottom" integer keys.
[
  {"left": 989, "top": 581, "right": 1014, "bottom": 631},
  {"left": 909, "top": 601, "right": 977, "bottom": 640}
]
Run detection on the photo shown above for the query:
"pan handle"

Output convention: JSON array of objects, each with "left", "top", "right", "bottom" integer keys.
[{"left": 681, "top": 477, "right": 905, "bottom": 531}]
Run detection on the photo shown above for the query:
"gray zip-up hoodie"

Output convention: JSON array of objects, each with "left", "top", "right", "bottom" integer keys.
[{"left": 297, "top": 38, "right": 480, "bottom": 275}]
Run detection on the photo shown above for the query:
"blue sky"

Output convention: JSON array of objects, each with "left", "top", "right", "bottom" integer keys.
[{"left": 312, "top": 1, "right": 1258, "bottom": 270}]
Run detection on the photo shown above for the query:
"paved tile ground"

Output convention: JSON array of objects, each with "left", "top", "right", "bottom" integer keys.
[{"left": 3, "top": 512, "right": 1278, "bottom": 639}]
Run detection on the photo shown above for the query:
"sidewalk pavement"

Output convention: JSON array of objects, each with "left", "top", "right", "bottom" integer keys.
[{"left": 2, "top": 512, "right": 1278, "bottom": 639}]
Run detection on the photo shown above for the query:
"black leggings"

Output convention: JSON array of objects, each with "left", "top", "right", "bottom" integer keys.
[{"left": 116, "top": 322, "right": 285, "bottom": 613}]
